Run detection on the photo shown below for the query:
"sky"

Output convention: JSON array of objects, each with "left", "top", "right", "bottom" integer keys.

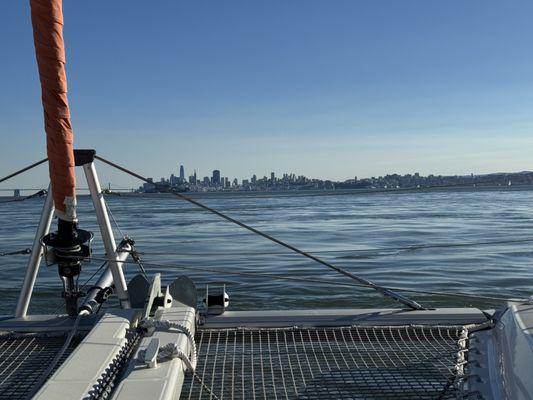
[{"left": 1, "top": 1, "right": 533, "bottom": 189}]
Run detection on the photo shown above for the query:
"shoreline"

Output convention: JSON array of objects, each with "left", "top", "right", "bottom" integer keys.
[{"left": 1, "top": 183, "right": 531, "bottom": 200}]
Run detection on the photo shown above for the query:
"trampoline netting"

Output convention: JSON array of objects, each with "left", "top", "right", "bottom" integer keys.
[
  {"left": 182, "top": 325, "right": 474, "bottom": 400},
  {"left": 0, "top": 331, "right": 84, "bottom": 400}
]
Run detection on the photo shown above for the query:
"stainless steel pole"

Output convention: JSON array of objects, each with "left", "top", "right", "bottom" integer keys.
[
  {"left": 83, "top": 162, "right": 131, "bottom": 308},
  {"left": 15, "top": 184, "right": 54, "bottom": 317},
  {"left": 79, "top": 241, "right": 132, "bottom": 315}
]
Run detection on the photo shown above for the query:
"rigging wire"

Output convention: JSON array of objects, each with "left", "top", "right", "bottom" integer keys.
[
  {"left": 94, "top": 155, "right": 424, "bottom": 310},
  {"left": 78, "top": 260, "right": 109, "bottom": 294},
  {"left": 83, "top": 254, "right": 526, "bottom": 304},
  {"left": 129, "top": 249, "right": 149, "bottom": 280},
  {"left": 103, "top": 193, "right": 127, "bottom": 239},
  {"left": 102, "top": 193, "right": 149, "bottom": 280},
  {"left": 0, "top": 158, "right": 48, "bottom": 184}
]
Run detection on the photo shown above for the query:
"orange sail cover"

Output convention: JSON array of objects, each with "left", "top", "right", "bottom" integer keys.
[{"left": 30, "top": 0, "right": 77, "bottom": 221}]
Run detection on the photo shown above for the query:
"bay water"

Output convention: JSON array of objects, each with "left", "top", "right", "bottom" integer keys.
[{"left": 1, "top": 187, "right": 532, "bottom": 315}]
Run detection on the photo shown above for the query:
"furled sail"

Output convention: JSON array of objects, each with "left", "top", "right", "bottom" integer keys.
[{"left": 30, "top": 0, "right": 76, "bottom": 221}]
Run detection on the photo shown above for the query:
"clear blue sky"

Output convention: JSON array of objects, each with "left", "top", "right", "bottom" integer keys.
[{"left": 1, "top": 1, "right": 533, "bottom": 188}]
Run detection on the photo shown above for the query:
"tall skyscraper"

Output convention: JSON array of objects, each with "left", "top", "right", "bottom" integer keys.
[
  {"left": 212, "top": 170, "right": 221, "bottom": 186},
  {"left": 179, "top": 165, "right": 185, "bottom": 181},
  {"left": 270, "top": 172, "right": 275, "bottom": 183},
  {"left": 189, "top": 169, "right": 197, "bottom": 185}
]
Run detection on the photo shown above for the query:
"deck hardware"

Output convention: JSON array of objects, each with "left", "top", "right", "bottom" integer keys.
[
  {"left": 142, "top": 338, "right": 160, "bottom": 368},
  {"left": 154, "top": 307, "right": 165, "bottom": 321},
  {"left": 203, "top": 284, "right": 229, "bottom": 315},
  {"left": 138, "top": 317, "right": 197, "bottom": 370},
  {"left": 168, "top": 276, "right": 198, "bottom": 309},
  {"left": 42, "top": 219, "right": 93, "bottom": 316},
  {"left": 163, "top": 286, "right": 173, "bottom": 308}
]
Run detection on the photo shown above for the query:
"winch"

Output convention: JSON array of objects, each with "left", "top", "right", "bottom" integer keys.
[{"left": 43, "top": 219, "right": 92, "bottom": 316}]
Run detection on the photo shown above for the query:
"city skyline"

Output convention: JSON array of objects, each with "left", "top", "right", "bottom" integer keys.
[
  {"left": 2, "top": 160, "right": 533, "bottom": 192},
  {"left": 150, "top": 163, "right": 533, "bottom": 186},
  {"left": 135, "top": 162, "right": 533, "bottom": 193}
]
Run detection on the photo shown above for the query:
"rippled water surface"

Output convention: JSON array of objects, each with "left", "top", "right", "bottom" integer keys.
[{"left": 1, "top": 187, "right": 533, "bottom": 315}]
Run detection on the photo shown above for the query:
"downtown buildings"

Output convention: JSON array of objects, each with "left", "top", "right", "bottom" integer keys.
[{"left": 139, "top": 164, "right": 533, "bottom": 193}]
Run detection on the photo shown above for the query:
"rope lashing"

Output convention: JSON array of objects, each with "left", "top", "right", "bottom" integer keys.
[
  {"left": 139, "top": 317, "right": 197, "bottom": 370},
  {"left": 137, "top": 317, "right": 221, "bottom": 399}
]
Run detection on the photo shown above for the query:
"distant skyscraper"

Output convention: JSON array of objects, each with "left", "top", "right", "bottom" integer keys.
[
  {"left": 188, "top": 175, "right": 194, "bottom": 184},
  {"left": 189, "top": 169, "right": 197, "bottom": 185},
  {"left": 212, "top": 170, "right": 221, "bottom": 186},
  {"left": 270, "top": 172, "right": 275, "bottom": 183},
  {"left": 179, "top": 165, "right": 185, "bottom": 181},
  {"left": 170, "top": 173, "right": 177, "bottom": 186}
]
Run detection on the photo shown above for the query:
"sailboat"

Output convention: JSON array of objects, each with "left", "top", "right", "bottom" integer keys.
[{"left": 1, "top": 1, "right": 532, "bottom": 399}]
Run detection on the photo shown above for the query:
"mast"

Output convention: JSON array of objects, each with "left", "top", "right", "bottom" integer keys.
[
  {"left": 30, "top": 0, "right": 76, "bottom": 221},
  {"left": 30, "top": 0, "right": 91, "bottom": 316}
]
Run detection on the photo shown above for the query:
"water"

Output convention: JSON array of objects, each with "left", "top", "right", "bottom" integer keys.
[{"left": 1, "top": 187, "right": 533, "bottom": 315}]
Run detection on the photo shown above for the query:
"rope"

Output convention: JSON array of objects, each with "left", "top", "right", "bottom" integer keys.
[
  {"left": 81, "top": 255, "right": 524, "bottom": 303},
  {"left": 138, "top": 318, "right": 221, "bottom": 400},
  {"left": 94, "top": 155, "right": 424, "bottom": 310},
  {"left": 103, "top": 194, "right": 127, "bottom": 239},
  {"left": 140, "top": 318, "right": 197, "bottom": 369},
  {"left": 0, "top": 158, "right": 48, "bottom": 184}
]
